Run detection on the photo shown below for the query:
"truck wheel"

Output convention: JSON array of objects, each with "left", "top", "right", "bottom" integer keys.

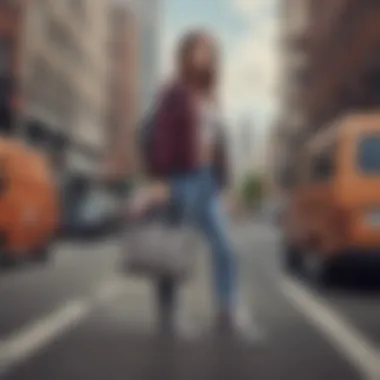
[
  {"left": 34, "top": 246, "right": 50, "bottom": 263},
  {"left": 0, "top": 234, "right": 12, "bottom": 269},
  {"left": 304, "top": 251, "right": 334, "bottom": 288},
  {"left": 0, "top": 252, "right": 13, "bottom": 269}
]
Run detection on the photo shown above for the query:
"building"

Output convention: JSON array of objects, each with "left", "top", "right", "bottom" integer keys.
[
  {"left": 106, "top": 2, "right": 140, "bottom": 182},
  {"left": 19, "top": 0, "right": 109, "bottom": 175},
  {"left": 275, "top": 0, "right": 309, "bottom": 188},
  {"left": 304, "top": 0, "right": 380, "bottom": 131},
  {"left": 136, "top": 0, "right": 161, "bottom": 116},
  {"left": 277, "top": 0, "right": 380, "bottom": 189},
  {"left": 0, "top": 1, "right": 25, "bottom": 135}
]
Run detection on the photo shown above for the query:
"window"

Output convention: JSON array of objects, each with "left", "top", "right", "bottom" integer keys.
[
  {"left": 0, "top": 39, "right": 11, "bottom": 75},
  {"left": 27, "top": 57, "right": 51, "bottom": 106},
  {"left": 28, "top": 57, "right": 76, "bottom": 129},
  {"left": 48, "top": 19, "right": 83, "bottom": 66},
  {"left": 358, "top": 135, "right": 380, "bottom": 174},
  {"left": 310, "top": 146, "right": 336, "bottom": 182}
]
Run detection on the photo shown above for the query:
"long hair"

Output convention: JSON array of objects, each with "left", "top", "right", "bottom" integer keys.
[{"left": 177, "top": 30, "right": 219, "bottom": 95}]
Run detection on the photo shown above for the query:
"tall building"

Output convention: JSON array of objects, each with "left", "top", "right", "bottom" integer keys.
[
  {"left": 106, "top": 2, "right": 140, "bottom": 181},
  {"left": 19, "top": 0, "right": 109, "bottom": 175},
  {"left": 283, "top": 0, "right": 380, "bottom": 145},
  {"left": 304, "top": 0, "right": 380, "bottom": 130},
  {"left": 0, "top": 1, "right": 25, "bottom": 136},
  {"left": 275, "top": 0, "right": 309, "bottom": 188},
  {"left": 278, "top": 0, "right": 380, "bottom": 189},
  {"left": 136, "top": 0, "right": 161, "bottom": 116}
]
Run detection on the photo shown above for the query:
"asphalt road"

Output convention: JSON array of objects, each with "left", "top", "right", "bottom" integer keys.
[{"left": 0, "top": 220, "right": 380, "bottom": 380}]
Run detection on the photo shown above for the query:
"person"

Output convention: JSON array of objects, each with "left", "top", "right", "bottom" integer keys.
[{"left": 145, "top": 30, "right": 261, "bottom": 340}]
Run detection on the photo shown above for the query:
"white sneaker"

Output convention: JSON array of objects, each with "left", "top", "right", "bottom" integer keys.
[{"left": 216, "top": 306, "right": 265, "bottom": 345}]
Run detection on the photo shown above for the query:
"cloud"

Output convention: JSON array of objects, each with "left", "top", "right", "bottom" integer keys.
[
  {"left": 222, "top": 0, "right": 280, "bottom": 127},
  {"left": 232, "top": 0, "right": 275, "bottom": 16}
]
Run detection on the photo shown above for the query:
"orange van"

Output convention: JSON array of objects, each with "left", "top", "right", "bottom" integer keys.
[
  {"left": 282, "top": 113, "right": 380, "bottom": 283},
  {"left": 0, "top": 138, "right": 59, "bottom": 266}
]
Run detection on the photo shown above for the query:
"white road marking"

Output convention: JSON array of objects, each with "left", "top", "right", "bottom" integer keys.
[
  {"left": 0, "top": 275, "right": 148, "bottom": 377},
  {"left": 281, "top": 276, "right": 380, "bottom": 380},
  {"left": 94, "top": 277, "right": 129, "bottom": 303},
  {"left": 0, "top": 299, "right": 90, "bottom": 377}
]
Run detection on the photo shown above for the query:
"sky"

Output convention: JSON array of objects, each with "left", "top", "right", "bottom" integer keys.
[{"left": 161, "top": 0, "right": 281, "bottom": 138}]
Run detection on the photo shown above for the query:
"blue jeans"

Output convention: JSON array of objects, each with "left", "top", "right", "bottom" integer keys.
[{"left": 156, "top": 168, "right": 238, "bottom": 318}]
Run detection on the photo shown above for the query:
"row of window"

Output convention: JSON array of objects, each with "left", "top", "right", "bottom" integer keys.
[
  {"left": 27, "top": 57, "right": 76, "bottom": 127},
  {"left": 33, "top": 0, "right": 87, "bottom": 68},
  {"left": 48, "top": 19, "right": 84, "bottom": 67}
]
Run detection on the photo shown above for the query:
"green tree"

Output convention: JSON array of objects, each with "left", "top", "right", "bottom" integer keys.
[{"left": 240, "top": 173, "right": 265, "bottom": 208}]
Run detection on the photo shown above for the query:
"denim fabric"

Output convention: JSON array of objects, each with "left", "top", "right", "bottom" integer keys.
[{"left": 156, "top": 168, "right": 237, "bottom": 315}]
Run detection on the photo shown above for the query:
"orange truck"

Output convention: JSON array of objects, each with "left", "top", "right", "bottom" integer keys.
[
  {"left": 0, "top": 138, "right": 60, "bottom": 266},
  {"left": 281, "top": 113, "right": 380, "bottom": 284}
]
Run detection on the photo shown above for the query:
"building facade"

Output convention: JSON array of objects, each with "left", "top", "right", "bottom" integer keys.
[
  {"left": 136, "top": 0, "right": 161, "bottom": 116},
  {"left": 277, "top": 0, "right": 380, "bottom": 189},
  {"left": 106, "top": 2, "right": 140, "bottom": 182},
  {"left": 0, "top": 1, "right": 25, "bottom": 136},
  {"left": 275, "top": 0, "right": 309, "bottom": 188},
  {"left": 304, "top": 0, "right": 380, "bottom": 130},
  {"left": 20, "top": 0, "right": 109, "bottom": 175}
]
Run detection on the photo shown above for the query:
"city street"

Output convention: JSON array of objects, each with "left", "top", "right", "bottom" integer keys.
[{"left": 0, "top": 221, "right": 380, "bottom": 380}]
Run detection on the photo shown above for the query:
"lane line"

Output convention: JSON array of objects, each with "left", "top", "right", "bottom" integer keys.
[
  {"left": 0, "top": 299, "right": 90, "bottom": 377},
  {"left": 0, "top": 275, "right": 141, "bottom": 377},
  {"left": 280, "top": 276, "right": 380, "bottom": 380},
  {"left": 94, "top": 277, "right": 129, "bottom": 303}
]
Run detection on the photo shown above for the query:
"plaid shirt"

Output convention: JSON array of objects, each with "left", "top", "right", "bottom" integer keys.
[{"left": 151, "top": 82, "right": 230, "bottom": 188}]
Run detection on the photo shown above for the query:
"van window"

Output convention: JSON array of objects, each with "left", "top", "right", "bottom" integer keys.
[
  {"left": 358, "top": 136, "right": 380, "bottom": 174},
  {"left": 310, "top": 147, "right": 335, "bottom": 182}
]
